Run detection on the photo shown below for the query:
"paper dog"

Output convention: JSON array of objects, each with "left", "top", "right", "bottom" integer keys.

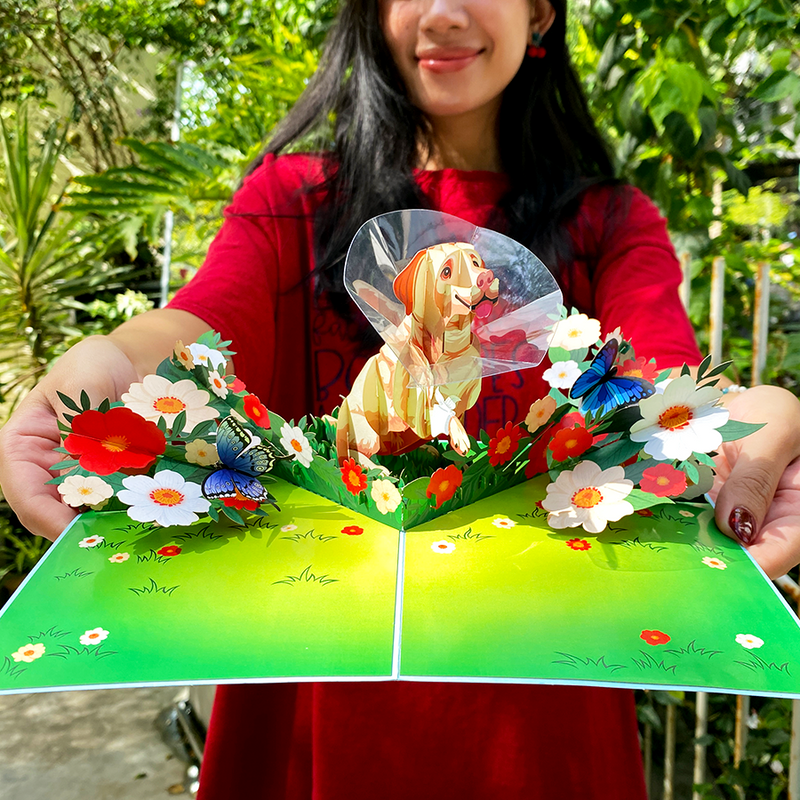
[{"left": 336, "top": 242, "right": 499, "bottom": 464}]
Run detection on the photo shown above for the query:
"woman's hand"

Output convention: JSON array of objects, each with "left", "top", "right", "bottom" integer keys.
[{"left": 709, "top": 385, "right": 800, "bottom": 580}]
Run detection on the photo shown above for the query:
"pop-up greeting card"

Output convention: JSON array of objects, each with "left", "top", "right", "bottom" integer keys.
[{"left": 0, "top": 210, "right": 798, "bottom": 698}]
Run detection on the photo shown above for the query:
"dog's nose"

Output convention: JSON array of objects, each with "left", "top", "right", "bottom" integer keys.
[{"left": 477, "top": 269, "right": 494, "bottom": 290}]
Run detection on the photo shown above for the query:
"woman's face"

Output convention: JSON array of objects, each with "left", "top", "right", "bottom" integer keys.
[{"left": 380, "top": 0, "right": 552, "bottom": 121}]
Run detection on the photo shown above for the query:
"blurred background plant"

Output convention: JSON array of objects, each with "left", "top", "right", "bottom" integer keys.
[{"left": 0, "top": 1, "right": 799, "bottom": 794}]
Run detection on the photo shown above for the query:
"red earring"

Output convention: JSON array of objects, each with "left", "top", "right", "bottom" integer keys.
[{"left": 526, "top": 31, "right": 546, "bottom": 58}]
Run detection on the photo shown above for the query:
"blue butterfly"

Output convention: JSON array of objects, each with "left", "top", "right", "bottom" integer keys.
[
  {"left": 201, "top": 417, "right": 280, "bottom": 504},
  {"left": 569, "top": 339, "right": 655, "bottom": 417}
]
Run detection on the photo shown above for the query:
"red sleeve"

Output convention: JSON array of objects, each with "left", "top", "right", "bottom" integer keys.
[{"left": 572, "top": 186, "right": 702, "bottom": 369}]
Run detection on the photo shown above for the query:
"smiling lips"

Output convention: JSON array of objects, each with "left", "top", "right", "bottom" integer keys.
[
  {"left": 455, "top": 292, "right": 497, "bottom": 319},
  {"left": 417, "top": 47, "right": 483, "bottom": 74}
]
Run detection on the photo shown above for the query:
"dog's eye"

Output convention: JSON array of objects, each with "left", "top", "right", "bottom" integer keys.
[
  {"left": 441, "top": 266, "right": 452, "bottom": 279},
  {"left": 471, "top": 257, "right": 480, "bottom": 267}
]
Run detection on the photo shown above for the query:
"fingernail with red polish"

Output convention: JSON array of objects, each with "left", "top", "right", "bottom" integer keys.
[{"left": 730, "top": 507, "right": 757, "bottom": 545}]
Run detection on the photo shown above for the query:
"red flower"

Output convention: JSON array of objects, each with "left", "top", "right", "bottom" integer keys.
[
  {"left": 488, "top": 422, "right": 522, "bottom": 467},
  {"left": 548, "top": 425, "right": 593, "bottom": 462},
  {"left": 229, "top": 377, "right": 247, "bottom": 394},
  {"left": 64, "top": 407, "right": 166, "bottom": 476},
  {"left": 566, "top": 538, "right": 591, "bottom": 551},
  {"left": 223, "top": 496, "right": 260, "bottom": 511},
  {"left": 640, "top": 629, "right": 671, "bottom": 646},
  {"left": 340, "top": 458, "right": 368, "bottom": 495},
  {"left": 342, "top": 525, "right": 363, "bottom": 536},
  {"left": 526, "top": 412, "right": 590, "bottom": 478},
  {"left": 157, "top": 545, "right": 182, "bottom": 558},
  {"left": 620, "top": 356, "right": 659, "bottom": 383},
  {"left": 426, "top": 465, "right": 463, "bottom": 509},
  {"left": 640, "top": 463, "right": 687, "bottom": 498},
  {"left": 636, "top": 508, "right": 654, "bottom": 517},
  {"left": 243, "top": 394, "right": 270, "bottom": 428}
]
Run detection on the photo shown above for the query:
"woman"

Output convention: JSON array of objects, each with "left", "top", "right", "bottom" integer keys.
[{"left": 2, "top": 1, "right": 800, "bottom": 797}]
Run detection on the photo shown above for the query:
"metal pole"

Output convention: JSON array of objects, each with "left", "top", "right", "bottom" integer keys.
[
  {"left": 664, "top": 703, "right": 677, "bottom": 800},
  {"left": 709, "top": 256, "right": 725, "bottom": 367},
  {"left": 679, "top": 251, "right": 692, "bottom": 311},
  {"left": 159, "top": 62, "right": 185, "bottom": 308},
  {"left": 734, "top": 695, "right": 750, "bottom": 799},
  {"left": 692, "top": 692, "right": 709, "bottom": 800},
  {"left": 751, "top": 261, "right": 770, "bottom": 387}
]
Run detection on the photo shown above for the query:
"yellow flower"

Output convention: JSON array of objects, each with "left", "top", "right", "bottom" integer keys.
[
  {"left": 174, "top": 340, "right": 194, "bottom": 369},
  {"left": 185, "top": 439, "right": 219, "bottom": 466},
  {"left": 525, "top": 396, "right": 557, "bottom": 432},
  {"left": 371, "top": 479, "right": 402, "bottom": 515}
]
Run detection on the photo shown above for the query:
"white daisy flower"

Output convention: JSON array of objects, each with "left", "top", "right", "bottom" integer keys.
[
  {"left": 57, "top": 475, "right": 114, "bottom": 508},
  {"left": 280, "top": 524, "right": 298, "bottom": 532},
  {"left": 79, "top": 535, "right": 104, "bottom": 548},
  {"left": 543, "top": 360, "right": 582, "bottom": 390},
  {"left": 184, "top": 439, "right": 219, "bottom": 466},
  {"left": 187, "top": 343, "right": 227, "bottom": 372},
  {"left": 492, "top": 517, "right": 516, "bottom": 529},
  {"left": 108, "top": 553, "right": 130, "bottom": 563},
  {"left": 542, "top": 461, "right": 634, "bottom": 533},
  {"left": 207, "top": 370, "right": 228, "bottom": 399},
  {"left": 702, "top": 557, "right": 727, "bottom": 570},
  {"left": 550, "top": 313, "right": 602, "bottom": 351},
  {"left": 431, "top": 540, "right": 455, "bottom": 554},
  {"left": 279, "top": 424, "right": 314, "bottom": 467},
  {"left": 121, "top": 374, "right": 219, "bottom": 433},
  {"left": 79, "top": 628, "right": 109, "bottom": 646},
  {"left": 735, "top": 633, "right": 764, "bottom": 650},
  {"left": 11, "top": 643, "right": 45, "bottom": 663},
  {"left": 371, "top": 479, "right": 402, "bottom": 515},
  {"left": 629, "top": 374, "right": 728, "bottom": 461},
  {"left": 117, "top": 470, "right": 209, "bottom": 527}
]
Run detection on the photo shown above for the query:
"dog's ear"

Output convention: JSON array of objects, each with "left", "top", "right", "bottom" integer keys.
[{"left": 393, "top": 249, "right": 428, "bottom": 315}]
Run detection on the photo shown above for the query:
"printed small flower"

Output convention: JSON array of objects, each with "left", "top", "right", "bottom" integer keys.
[
  {"left": 636, "top": 508, "right": 654, "bottom": 517},
  {"left": 208, "top": 370, "right": 228, "bottom": 399},
  {"left": 542, "top": 461, "right": 634, "bottom": 533},
  {"left": 543, "top": 360, "right": 582, "bottom": 390},
  {"left": 122, "top": 374, "right": 219, "bottom": 433},
  {"left": 79, "top": 535, "right": 104, "bottom": 548},
  {"left": 174, "top": 340, "right": 194, "bottom": 369},
  {"left": 11, "top": 643, "right": 45, "bottom": 663},
  {"left": 157, "top": 545, "right": 183, "bottom": 557},
  {"left": 736, "top": 633, "right": 764, "bottom": 650},
  {"left": 426, "top": 465, "right": 463, "bottom": 509},
  {"left": 641, "top": 630, "right": 671, "bottom": 645},
  {"left": 629, "top": 374, "right": 728, "bottom": 461},
  {"left": 431, "top": 540, "right": 456, "bottom": 554},
  {"left": 79, "top": 628, "right": 109, "bottom": 646},
  {"left": 108, "top": 553, "right": 130, "bottom": 563},
  {"left": 678, "top": 509, "right": 695, "bottom": 518},
  {"left": 117, "top": 470, "right": 210, "bottom": 527},
  {"left": 548, "top": 424, "right": 593, "bottom": 463},
  {"left": 371, "top": 479, "right": 402, "bottom": 515},
  {"left": 492, "top": 517, "right": 516, "bottom": 529},
  {"left": 57, "top": 475, "right": 114, "bottom": 508},
  {"left": 620, "top": 356, "right": 659, "bottom": 384},
  {"left": 566, "top": 538, "right": 591, "bottom": 550},
  {"left": 244, "top": 394, "right": 270, "bottom": 428},
  {"left": 281, "top": 524, "right": 298, "bottom": 532},
  {"left": 488, "top": 422, "right": 523, "bottom": 467},
  {"left": 279, "top": 424, "right": 314, "bottom": 467},
  {"left": 223, "top": 496, "right": 259, "bottom": 511},
  {"left": 187, "top": 342, "right": 226, "bottom": 372},
  {"left": 185, "top": 438, "right": 219, "bottom": 466},
  {"left": 702, "top": 557, "right": 727, "bottom": 570},
  {"left": 340, "top": 458, "right": 368, "bottom": 495},
  {"left": 639, "top": 463, "right": 687, "bottom": 498},
  {"left": 550, "top": 313, "right": 602, "bottom": 351},
  {"left": 342, "top": 525, "right": 364, "bottom": 536},
  {"left": 64, "top": 407, "right": 166, "bottom": 476},
  {"left": 229, "top": 377, "right": 247, "bottom": 394},
  {"left": 525, "top": 396, "right": 557, "bottom": 432}
]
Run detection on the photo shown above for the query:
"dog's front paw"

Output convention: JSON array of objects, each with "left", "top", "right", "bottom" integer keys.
[{"left": 448, "top": 418, "right": 470, "bottom": 456}]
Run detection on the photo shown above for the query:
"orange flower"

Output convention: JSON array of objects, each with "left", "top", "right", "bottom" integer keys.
[
  {"left": 566, "top": 538, "right": 591, "bottom": 551},
  {"left": 426, "top": 465, "right": 463, "bottom": 509},
  {"left": 488, "top": 422, "right": 522, "bottom": 467},
  {"left": 157, "top": 546, "right": 182, "bottom": 558},
  {"left": 340, "top": 458, "right": 368, "bottom": 495},
  {"left": 640, "top": 629, "right": 671, "bottom": 645},
  {"left": 342, "top": 525, "right": 363, "bottom": 536},
  {"left": 548, "top": 425, "right": 593, "bottom": 462},
  {"left": 620, "top": 356, "right": 658, "bottom": 383},
  {"left": 230, "top": 377, "right": 247, "bottom": 394},
  {"left": 243, "top": 394, "right": 270, "bottom": 428},
  {"left": 640, "top": 463, "right": 687, "bottom": 498}
]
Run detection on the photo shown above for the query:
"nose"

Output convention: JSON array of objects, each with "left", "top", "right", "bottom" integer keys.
[
  {"left": 420, "top": 0, "right": 469, "bottom": 33},
  {"left": 477, "top": 269, "right": 494, "bottom": 291}
]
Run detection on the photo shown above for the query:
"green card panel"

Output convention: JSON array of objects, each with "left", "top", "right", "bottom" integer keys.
[
  {"left": 400, "top": 479, "right": 800, "bottom": 696},
  {"left": 0, "top": 480, "right": 400, "bottom": 692}
]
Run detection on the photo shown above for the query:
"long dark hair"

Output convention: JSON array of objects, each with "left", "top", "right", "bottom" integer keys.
[{"left": 254, "top": 0, "right": 616, "bottom": 318}]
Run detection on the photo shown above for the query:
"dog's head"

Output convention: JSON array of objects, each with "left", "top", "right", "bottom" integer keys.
[{"left": 393, "top": 243, "right": 499, "bottom": 328}]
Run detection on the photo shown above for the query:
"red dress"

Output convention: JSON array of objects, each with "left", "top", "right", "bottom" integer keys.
[{"left": 169, "top": 154, "right": 701, "bottom": 799}]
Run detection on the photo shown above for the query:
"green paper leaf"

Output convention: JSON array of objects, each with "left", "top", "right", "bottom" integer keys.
[
  {"left": 626, "top": 488, "right": 674, "bottom": 510},
  {"left": 679, "top": 459, "right": 700, "bottom": 484},
  {"left": 79, "top": 390, "right": 91, "bottom": 411},
  {"left": 56, "top": 391, "right": 81, "bottom": 413},
  {"left": 402, "top": 477, "right": 431, "bottom": 502},
  {"left": 717, "top": 420, "right": 765, "bottom": 442},
  {"left": 97, "top": 398, "right": 111, "bottom": 414},
  {"left": 172, "top": 410, "right": 187, "bottom": 437},
  {"left": 220, "top": 505, "right": 244, "bottom": 525},
  {"left": 588, "top": 437, "right": 643, "bottom": 471},
  {"left": 693, "top": 452, "right": 717, "bottom": 468}
]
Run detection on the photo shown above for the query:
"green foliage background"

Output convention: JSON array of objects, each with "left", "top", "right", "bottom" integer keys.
[{"left": 0, "top": 1, "right": 799, "bottom": 794}]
